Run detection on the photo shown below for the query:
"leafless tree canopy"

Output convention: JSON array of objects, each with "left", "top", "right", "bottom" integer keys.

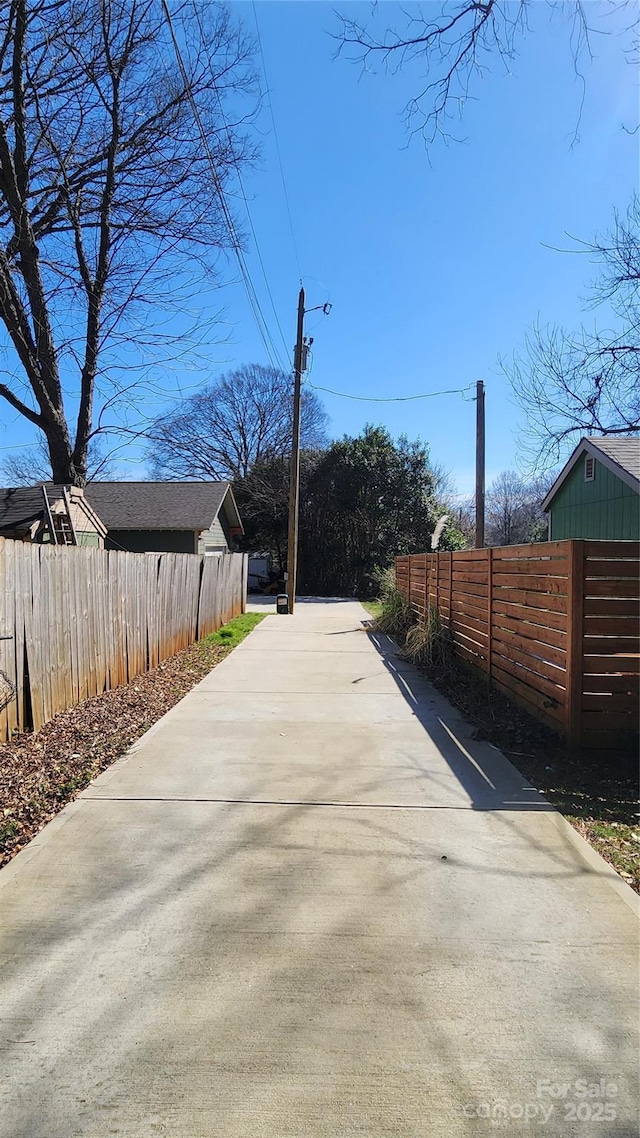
[
  {"left": 0, "top": 0, "right": 257, "bottom": 484},
  {"left": 485, "top": 469, "right": 551, "bottom": 546},
  {"left": 1, "top": 434, "right": 115, "bottom": 485},
  {"left": 508, "top": 197, "right": 640, "bottom": 469},
  {"left": 336, "top": 1, "right": 634, "bottom": 145},
  {"left": 147, "top": 364, "right": 330, "bottom": 481}
]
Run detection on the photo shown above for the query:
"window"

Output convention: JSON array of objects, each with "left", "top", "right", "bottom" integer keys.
[{"left": 584, "top": 455, "right": 595, "bottom": 482}]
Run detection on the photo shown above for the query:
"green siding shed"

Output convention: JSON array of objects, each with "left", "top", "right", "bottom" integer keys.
[{"left": 543, "top": 437, "right": 639, "bottom": 541}]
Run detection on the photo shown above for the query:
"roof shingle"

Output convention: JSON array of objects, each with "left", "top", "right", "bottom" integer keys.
[
  {"left": 84, "top": 481, "right": 233, "bottom": 531},
  {"left": 0, "top": 485, "right": 66, "bottom": 532},
  {"left": 585, "top": 436, "right": 640, "bottom": 481}
]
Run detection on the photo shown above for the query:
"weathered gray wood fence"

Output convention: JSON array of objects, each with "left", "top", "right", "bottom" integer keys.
[{"left": 0, "top": 540, "right": 248, "bottom": 739}]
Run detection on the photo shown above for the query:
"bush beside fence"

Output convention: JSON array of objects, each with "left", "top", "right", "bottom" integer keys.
[
  {"left": 396, "top": 540, "right": 639, "bottom": 749},
  {"left": 0, "top": 540, "right": 247, "bottom": 740}
]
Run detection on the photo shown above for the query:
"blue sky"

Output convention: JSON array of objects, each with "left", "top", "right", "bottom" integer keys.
[{"left": 1, "top": 1, "right": 637, "bottom": 495}]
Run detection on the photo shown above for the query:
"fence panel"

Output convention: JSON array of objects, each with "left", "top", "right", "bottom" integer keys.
[
  {"left": 580, "top": 541, "right": 640, "bottom": 749},
  {"left": 490, "top": 542, "right": 570, "bottom": 732},
  {"left": 0, "top": 542, "right": 18, "bottom": 737},
  {"left": 450, "top": 550, "right": 489, "bottom": 671},
  {"left": 396, "top": 540, "right": 639, "bottom": 749},
  {"left": 0, "top": 541, "right": 247, "bottom": 741}
]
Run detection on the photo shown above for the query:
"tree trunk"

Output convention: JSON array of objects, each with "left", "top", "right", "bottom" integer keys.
[{"left": 44, "top": 420, "right": 84, "bottom": 486}]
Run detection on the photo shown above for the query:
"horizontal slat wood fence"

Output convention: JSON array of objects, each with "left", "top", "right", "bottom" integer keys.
[
  {"left": 396, "top": 540, "right": 639, "bottom": 749},
  {"left": 0, "top": 540, "right": 247, "bottom": 740}
]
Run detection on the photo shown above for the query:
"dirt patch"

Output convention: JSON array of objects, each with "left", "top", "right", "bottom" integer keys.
[{"left": 0, "top": 614, "right": 264, "bottom": 868}]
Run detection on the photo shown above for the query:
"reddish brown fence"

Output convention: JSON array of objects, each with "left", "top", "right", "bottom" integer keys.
[
  {"left": 396, "top": 540, "right": 639, "bottom": 749},
  {"left": 0, "top": 541, "right": 247, "bottom": 740}
]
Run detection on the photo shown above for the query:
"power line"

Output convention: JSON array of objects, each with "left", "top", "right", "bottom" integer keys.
[
  {"left": 160, "top": 1, "right": 287, "bottom": 374},
  {"left": 229, "top": 185, "right": 290, "bottom": 364},
  {"left": 252, "top": 0, "right": 303, "bottom": 281},
  {"left": 306, "top": 381, "right": 476, "bottom": 402},
  {"left": 190, "top": 1, "right": 290, "bottom": 364}
]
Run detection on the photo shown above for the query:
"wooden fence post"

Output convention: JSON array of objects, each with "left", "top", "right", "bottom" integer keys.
[
  {"left": 448, "top": 552, "right": 453, "bottom": 632},
  {"left": 487, "top": 546, "right": 493, "bottom": 681},
  {"left": 242, "top": 553, "right": 248, "bottom": 613},
  {"left": 566, "top": 539, "right": 585, "bottom": 748}
]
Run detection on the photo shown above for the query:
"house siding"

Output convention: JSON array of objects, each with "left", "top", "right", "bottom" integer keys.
[
  {"left": 198, "top": 516, "right": 229, "bottom": 554},
  {"left": 77, "top": 531, "right": 101, "bottom": 548},
  {"left": 105, "top": 529, "right": 196, "bottom": 553},
  {"left": 549, "top": 456, "right": 639, "bottom": 540},
  {"left": 40, "top": 528, "right": 102, "bottom": 547},
  {"left": 67, "top": 498, "right": 105, "bottom": 548}
]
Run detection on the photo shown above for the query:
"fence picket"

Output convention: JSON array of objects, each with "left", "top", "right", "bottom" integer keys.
[
  {"left": 0, "top": 540, "right": 8, "bottom": 741},
  {"left": 12, "top": 544, "right": 26, "bottom": 731},
  {"left": 0, "top": 540, "right": 246, "bottom": 741}
]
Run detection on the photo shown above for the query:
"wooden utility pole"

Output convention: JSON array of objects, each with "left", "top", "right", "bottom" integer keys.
[
  {"left": 475, "top": 379, "right": 485, "bottom": 548},
  {"left": 286, "top": 286, "right": 305, "bottom": 613}
]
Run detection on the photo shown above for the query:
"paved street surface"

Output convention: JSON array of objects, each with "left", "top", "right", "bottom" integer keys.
[{"left": 0, "top": 600, "right": 638, "bottom": 1137}]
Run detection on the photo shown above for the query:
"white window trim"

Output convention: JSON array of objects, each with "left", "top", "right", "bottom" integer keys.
[{"left": 584, "top": 455, "right": 595, "bottom": 482}]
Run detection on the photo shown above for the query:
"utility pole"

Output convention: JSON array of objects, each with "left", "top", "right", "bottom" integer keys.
[
  {"left": 475, "top": 379, "right": 485, "bottom": 549},
  {"left": 286, "top": 286, "right": 305, "bottom": 613}
]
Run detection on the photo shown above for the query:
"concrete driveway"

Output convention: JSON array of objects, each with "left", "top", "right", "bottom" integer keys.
[{"left": 0, "top": 600, "right": 638, "bottom": 1137}]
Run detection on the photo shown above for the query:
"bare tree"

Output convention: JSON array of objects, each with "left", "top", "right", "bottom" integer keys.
[
  {"left": 507, "top": 198, "right": 640, "bottom": 468},
  {"left": 336, "top": 2, "right": 635, "bottom": 146},
  {"left": 451, "top": 498, "right": 476, "bottom": 548},
  {"left": 486, "top": 469, "right": 551, "bottom": 546},
  {"left": 147, "top": 364, "right": 330, "bottom": 481},
  {"left": 1, "top": 434, "right": 116, "bottom": 485},
  {"left": 0, "top": 0, "right": 257, "bottom": 485},
  {"left": 429, "top": 460, "right": 457, "bottom": 503}
]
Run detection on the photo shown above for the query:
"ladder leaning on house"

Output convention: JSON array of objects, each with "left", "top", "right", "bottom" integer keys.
[{"left": 41, "top": 485, "right": 78, "bottom": 546}]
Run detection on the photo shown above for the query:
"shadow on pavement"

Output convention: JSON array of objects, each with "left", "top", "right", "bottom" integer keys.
[{"left": 366, "top": 627, "right": 556, "bottom": 814}]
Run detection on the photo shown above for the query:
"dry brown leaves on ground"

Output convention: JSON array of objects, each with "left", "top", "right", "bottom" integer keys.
[{"left": 0, "top": 638, "right": 231, "bottom": 867}]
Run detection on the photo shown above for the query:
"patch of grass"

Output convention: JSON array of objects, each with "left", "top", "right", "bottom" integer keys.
[
  {"left": 199, "top": 611, "right": 265, "bottom": 651},
  {"left": 55, "top": 775, "right": 88, "bottom": 800},
  {"left": 0, "top": 818, "right": 19, "bottom": 845},
  {"left": 569, "top": 819, "right": 640, "bottom": 889},
  {"left": 360, "top": 598, "right": 383, "bottom": 619}
]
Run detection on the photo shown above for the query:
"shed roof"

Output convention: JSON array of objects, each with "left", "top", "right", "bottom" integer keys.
[
  {"left": 0, "top": 485, "right": 50, "bottom": 532},
  {"left": 84, "top": 481, "right": 243, "bottom": 532},
  {"left": 585, "top": 436, "right": 640, "bottom": 480},
  {"left": 542, "top": 435, "right": 640, "bottom": 511},
  {"left": 0, "top": 484, "right": 106, "bottom": 536}
]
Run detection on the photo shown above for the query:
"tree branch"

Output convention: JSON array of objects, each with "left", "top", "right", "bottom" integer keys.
[{"left": 0, "top": 377, "right": 42, "bottom": 425}]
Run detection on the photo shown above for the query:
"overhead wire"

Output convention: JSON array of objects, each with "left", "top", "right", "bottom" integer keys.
[
  {"left": 306, "top": 382, "right": 476, "bottom": 402},
  {"left": 189, "top": 0, "right": 290, "bottom": 364},
  {"left": 160, "top": 0, "right": 288, "bottom": 374},
  {"left": 252, "top": 0, "right": 303, "bottom": 281}
]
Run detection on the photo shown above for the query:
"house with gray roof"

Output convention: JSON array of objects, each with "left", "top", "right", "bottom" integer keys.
[
  {"left": 541, "top": 436, "right": 639, "bottom": 540},
  {"left": 84, "top": 481, "right": 243, "bottom": 554}
]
